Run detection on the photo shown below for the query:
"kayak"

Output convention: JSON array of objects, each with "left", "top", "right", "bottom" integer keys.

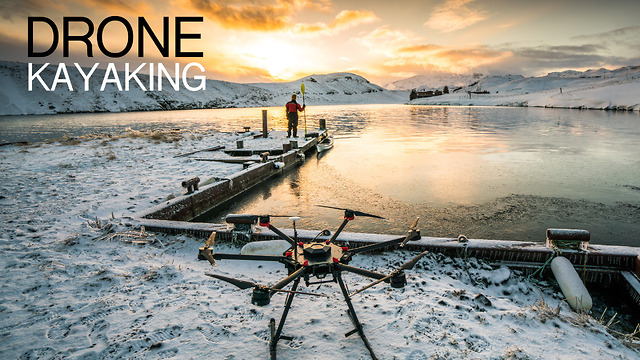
[{"left": 316, "top": 135, "right": 334, "bottom": 153}]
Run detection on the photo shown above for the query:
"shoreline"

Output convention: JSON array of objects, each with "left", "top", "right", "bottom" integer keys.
[{"left": 2, "top": 100, "right": 639, "bottom": 118}]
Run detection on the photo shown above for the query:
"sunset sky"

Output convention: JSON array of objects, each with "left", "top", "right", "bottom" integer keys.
[{"left": 1, "top": 0, "right": 639, "bottom": 85}]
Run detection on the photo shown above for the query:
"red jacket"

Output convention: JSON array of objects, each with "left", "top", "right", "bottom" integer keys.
[{"left": 286, "top": 101, "right": 304, "bottom": 113}]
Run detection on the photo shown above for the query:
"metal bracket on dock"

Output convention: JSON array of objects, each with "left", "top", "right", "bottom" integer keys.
[
  {"left": 546, "top": 228, "right": 590, "bottom": 251},
  {"left": 224, "top": 214, "right": 259, "bottom": 245},
  {"left": 181, "top": 177, "right": 200, "bottom": 194}
]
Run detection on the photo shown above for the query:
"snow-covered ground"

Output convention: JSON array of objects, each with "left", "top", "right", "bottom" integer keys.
[
  {"left": 1, "top": 129, "right": 639, "bottom": 359},
  {"left": 410, "top": 66, "right": 640, "bottom": 111},
  {"left": 0, "top": 61, "right": 407, "bottom": 116}
]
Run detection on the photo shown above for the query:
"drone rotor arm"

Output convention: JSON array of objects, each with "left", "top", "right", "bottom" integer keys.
[
  {"left": 269, "top": 288, "right": 328, "bottom": 297},
  {"left": 349, "top": 274, "right": 393, "bottom": 297},
  {"left": 400, "top": 250, "right": 429, "bottom": 271},
  {"left": 265, "top": 224, "right": 297, "bottom": 247},
  {"left": 212, "top": 253, "right": 289, "bottom": 262},
  {"left": 326, "top": 217, "right": 351, "bottom": 244},
  {"left": 205, "top": 273, "right": 325, "bottom": 297},
  {"left": 348, "top": 251, "right": 429, "bottom": 297},
  {"left": 270, "top": 266, "right": 307, "bottom": 292},
  {"left": 336, "top": 263, "right": 388, "bottom": 281}
]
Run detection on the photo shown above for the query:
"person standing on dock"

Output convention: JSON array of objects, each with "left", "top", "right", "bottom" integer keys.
[{"left": 285, "top": 94, "right": 305, "bottom": 138}]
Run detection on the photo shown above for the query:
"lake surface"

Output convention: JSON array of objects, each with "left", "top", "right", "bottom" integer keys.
[
  {"left": 3, "top": 105, "right": 639, "bottom": 245},
  {"left": 0, "top": 107, "right": 289, "bottom": 144}
]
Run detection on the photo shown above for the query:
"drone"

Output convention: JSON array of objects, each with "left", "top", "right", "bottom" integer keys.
[{"left": 198, "top": 206, "right": 425, "bottom": 360}]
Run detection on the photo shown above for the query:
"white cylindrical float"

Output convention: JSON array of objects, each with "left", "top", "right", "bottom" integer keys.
[
  {"left": 240, "top": 240, "right": 292, "bottom": 256},
  {"left": 550, "top": 256, "right": 592, "bottom": 312}
]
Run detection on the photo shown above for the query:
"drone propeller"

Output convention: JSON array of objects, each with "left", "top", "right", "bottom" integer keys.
[
  {"left": 349, "top": 251, "right": 429, "bottom": 297},
  {"left": 205, "top": 273, "right": 327, "bottom": 297},
  {"left": 399, "top": 217, "right": 420, "bottom": 248},
  {"left": 224, "top": 214, "right": 296, "bottom": 224},
  {"left": 315, "top": 205, "right": 385, "bottom": 219},
  {"left": 205, "top": 231, "right": 216, "bottom": 247},
  {"left": 409, "top": 216, "right": 420, "bottom": 230},
  {"left": 206, "top": 273, "right": 256, "bottom": 289},
  {"left": 345, "top": 217, "right": 421, "bottom": 255}
]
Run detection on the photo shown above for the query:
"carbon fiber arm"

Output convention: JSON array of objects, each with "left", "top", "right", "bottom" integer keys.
[{"left": 335, "top": 263, "right": 389, "bottom": 281}]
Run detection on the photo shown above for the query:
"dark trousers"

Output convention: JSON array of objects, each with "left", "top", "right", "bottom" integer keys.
[{"left": 287, "top": 113, "right": 298, "bottom": 137}]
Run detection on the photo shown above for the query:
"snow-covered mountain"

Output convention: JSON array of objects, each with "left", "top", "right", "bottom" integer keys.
[
  {"left": 385, "top": 72, "right": 481, "bottom": 91},
  {"left": 3, "top": 60, "right": 639, "bottom": 114},
  {"left": 410, "top": 66, "right": 640, "bottom": 111},
  {"left": 0, "top": 61, "right": 407, "bottom": 116}
]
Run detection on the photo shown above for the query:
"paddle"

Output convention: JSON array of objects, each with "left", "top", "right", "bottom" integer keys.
[{"left": 301, "top": 82, "right": 307, "bottom": 135}]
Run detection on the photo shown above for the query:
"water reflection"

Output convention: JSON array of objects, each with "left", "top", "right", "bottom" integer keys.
[{"left": 206, "top": 105, "right": 640, "bottom": 245}]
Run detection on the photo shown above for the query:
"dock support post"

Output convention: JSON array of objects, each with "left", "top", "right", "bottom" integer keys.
[
  {"left": 319, "top": 119, "right": 326, "bottom": 130},
  {"left": 262, "top": 110, "right": 268, "bottom": 138}
]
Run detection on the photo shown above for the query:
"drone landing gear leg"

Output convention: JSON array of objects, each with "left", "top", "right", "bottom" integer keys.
[
  {"left": 336, "top": 272, "right": 378, "bottom": 360},
  {"left": 269, "top": 277, "right": 301, "bottom": 360}
]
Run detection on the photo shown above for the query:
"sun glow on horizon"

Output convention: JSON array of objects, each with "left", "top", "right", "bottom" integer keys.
[{"left": 239, "top": 38, "right": 305, "bottom": 81}]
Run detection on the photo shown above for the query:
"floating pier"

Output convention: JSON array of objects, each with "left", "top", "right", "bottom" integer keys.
[
  {"left": 135, "top": 217, "right": 640, "bottom": 309},
  {"left": 131, "top": 112, "right": 640, "bottom": 310},
  {"left": 136, "top": 125, "right": 325, "bottom": 222}
]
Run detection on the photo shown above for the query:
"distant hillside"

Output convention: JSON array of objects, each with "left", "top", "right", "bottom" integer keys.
[
  {"left": 409, "top": 66, "right": 640, "bottom": 111},
  {"left": 0, "top": 61, "right": 407, "bottom": 115},
  {"left": 385, "top": 72, "right": 480, "bottom": 91}
]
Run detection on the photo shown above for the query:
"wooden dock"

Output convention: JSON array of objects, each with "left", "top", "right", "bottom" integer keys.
[
  {"left": 130, "top": 123, "right": 640, "bottom": 310},
  {"left": 135, "top": 130, "right": 324, "bottom": 221},
  {"left": 132, "top": 217, "right": 640, "bottom": 309}
]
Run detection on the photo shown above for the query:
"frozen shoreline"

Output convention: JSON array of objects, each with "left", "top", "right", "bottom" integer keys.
[
  {"left": 409, "top": 67, "right": 640, "bottom": 112},
  {"left": 1, "top": 128, "right": 639, "bottom": 359}
]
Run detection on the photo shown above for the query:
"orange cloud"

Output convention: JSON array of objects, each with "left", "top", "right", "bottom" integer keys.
[
  {"left": 184, "top": 0, "right": 333, "bottom": 31},
  {"left": 1, "top": 0, "right": 65, "bottom": 20},
  {"left": 355, "top": 25, "right": 511, "bottom": 77},
  {"left": 78, "top": 0, "right": 153, "bottom": 15},
  {"left": 331, "top": 9, "right": 377, "bottom": 29},
  {"left": 424, "top": 0, "right": 488, "bottom": 33},
  {"left": 294, "top": 9, "right": 378, "bottom": 35},
  {"left": 1, "top": 0, "right": 152, "bottom": 17},
  {"left": 359, "top": 26, "right": 411, "bottom": 47},
  {"left": 398, "top": 44, "right": 443, "bottom": 53},
  {"left": 386, "top": 45, "right": 511, "bottom": 73},
  {"left": 430, "top": 46, "right": 512, "bottom": 71}
]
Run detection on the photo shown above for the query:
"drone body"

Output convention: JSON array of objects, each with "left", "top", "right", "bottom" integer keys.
[{"left": 198, "top": 208, "right": 424, "bottom": 360}]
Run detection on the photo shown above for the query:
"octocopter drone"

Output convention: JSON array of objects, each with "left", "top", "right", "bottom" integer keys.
[{"left": 198, "top": 206, "right": 425, "bottom": 360}]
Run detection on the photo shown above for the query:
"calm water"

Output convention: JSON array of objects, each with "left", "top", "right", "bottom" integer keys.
[
  {"left": 0, "top": 107, "right": 291, "bottom": 144},
  {"left": 204, "top": 105, "right": 640, "bottom": 246},
  {"left": 2, "top": 105, "right": 639, "bottom": 245}
]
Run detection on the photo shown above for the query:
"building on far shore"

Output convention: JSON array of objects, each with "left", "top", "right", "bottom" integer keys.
[{"left": 410, "top": 86, "right": 449, "bottom": 100}]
